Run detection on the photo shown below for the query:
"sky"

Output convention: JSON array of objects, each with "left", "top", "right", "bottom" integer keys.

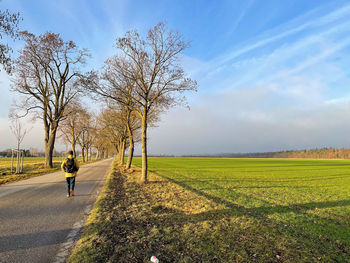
[{"left": 1, "top": 0, "right": 350, "bottom": 155}]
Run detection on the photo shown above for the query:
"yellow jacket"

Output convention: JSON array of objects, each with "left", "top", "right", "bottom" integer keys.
[{"left": 61, "top": 155, "right": 80, "bottom": 177}]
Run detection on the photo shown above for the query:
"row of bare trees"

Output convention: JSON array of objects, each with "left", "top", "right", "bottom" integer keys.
[
  {"left": 9, "top": 21, "right": 196, "bottom": 183},
  {"left": 58, "top": 101, "right": 139, "bottom": 165},
  {"left": 95, "top": 104, "right": 141, "bottom": 168},
  {"left": 59, "top": 102, "right": 94, "bottom": 161},
  {"left": 81, "top": 23, "right": 197, "bottom": 183}
]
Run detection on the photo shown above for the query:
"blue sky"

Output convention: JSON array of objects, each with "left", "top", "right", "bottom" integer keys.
[{"left": 1, "top": 0, "right": 350, "bottom": 154}]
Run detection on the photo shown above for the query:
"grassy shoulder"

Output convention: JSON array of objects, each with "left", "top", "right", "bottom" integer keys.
[
  {"left": 69, "top": 163, "right": 229, "bottom": 262},
  {"left": 67, "top": 160, "right": 348, "bottom": 263},
  {"left": 68, "top": 160, "right": 121, "bottom": 263},
  {"left": 0, "top": 157, "right": 100, "bottom": 185}
]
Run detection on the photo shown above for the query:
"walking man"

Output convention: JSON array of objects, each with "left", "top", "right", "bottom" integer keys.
[{"left": 61, "top": 150, "right": 80, "bottom": 197}]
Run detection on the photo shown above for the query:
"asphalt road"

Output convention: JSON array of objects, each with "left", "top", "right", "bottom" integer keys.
[{"left": 0, "top": 158, "right": 113, "bottom": 263}]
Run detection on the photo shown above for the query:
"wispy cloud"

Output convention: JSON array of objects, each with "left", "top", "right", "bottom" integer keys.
[
  {"left": 212, "top": 2, "right": 350, "bottom": 68},
  {"left": 226, "top": 0, "right": 255, "bottom": 36},
  {"left": 189, "top": 2, "right": 350, "bottom": 98}
]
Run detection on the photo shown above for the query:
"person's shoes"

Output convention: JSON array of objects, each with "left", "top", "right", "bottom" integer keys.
[
  {"left": 67, "top": 194, "right": 70, "bottom": 198},
  {"left": 70, "top": 189, "right": 74, "bottom": 196}
]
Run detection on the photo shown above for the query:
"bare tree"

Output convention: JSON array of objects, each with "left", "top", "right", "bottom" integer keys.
[
  {"left": 77, "top": 127, "right": 88, "bottom": 162},
  {"left": 76, "top": 109, "right": 91, "bottom": 162},
  {"left": 10, "top": 117, "right": 29, "bottom": 152},
  {"left": 58, "top": 101, "right": 86, "bottom": 157},
  {"left": 82, "top": 22, "right": 197, "bottom": 183},
  {"left": 81, "top": 72, "right": 142, "bottom": 167},
  {"left": 92, "top": 122, "right": 108, "bottom": 160},
  {"left": 11, "top": 31, "right": 89, "bottom": 167},
  {"left": 124, "top": 105, "right": 141, "bottom": 169},
  {"left": 94, "top": 110, "right": 120, "bottom": 160},
  {"left": 0, "top": 3, "right": 21, "bottom": 73},
  {"left": 10, "top": 117, "right": 30, "bottom": 173},
  {"left": 85, "top": 119, "right": 96, "bottom": 161},
  {"left": 100, "top": 61, "right": 143, "bottom": 169},
  {"left": 99, "top": 107, "right": 128, "bottom": 164}
]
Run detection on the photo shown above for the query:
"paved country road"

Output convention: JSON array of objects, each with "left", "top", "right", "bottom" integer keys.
[{"left": 0, "top": 158, "right": 113, "bottom": 263}]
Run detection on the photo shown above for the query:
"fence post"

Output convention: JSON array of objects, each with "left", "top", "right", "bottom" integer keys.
[
  {"left": 11, "top": 149, "right": 14, "bottom": 174},
  {"left": 16, "top": 150, "right": 20, "bottom": 174},
  {"left": 21, "top": 150, "right": 24, "bottom": 173}
]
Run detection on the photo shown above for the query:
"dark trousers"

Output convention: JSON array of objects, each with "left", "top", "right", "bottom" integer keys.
[{"left": 66, "top": 177, "right": 76, "bottom": 195}]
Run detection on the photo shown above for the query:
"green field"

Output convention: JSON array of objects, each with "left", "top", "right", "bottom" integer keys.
[{"left": 131, "top": 158, "right": 350, "bottom": 262}]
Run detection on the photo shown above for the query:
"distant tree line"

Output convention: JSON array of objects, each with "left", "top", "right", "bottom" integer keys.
[
  {"left": 182, "top": 147, "right": 350, "bottom": 159},
  {"left": 0, "top": 148, "right": 69, "bottom": 158}
]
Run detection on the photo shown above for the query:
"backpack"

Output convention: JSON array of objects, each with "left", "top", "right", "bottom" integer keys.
[{"left": 65, "top": 157, "right": 77, "bottom": 173}]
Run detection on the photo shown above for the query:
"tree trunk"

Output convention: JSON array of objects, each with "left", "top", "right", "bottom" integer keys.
[
  {"left": 141, "top": 111, "right": 148, "bottom": 183},
  {"left": 71, "top": 128, "right": 76, "bottom": 157},
  {"left": 115, "top": 143, "right": 120, "bottom": 162},
  {"left": 120, "top": 138, "right": 126, "bottom": 165},
  {"left": 43, "top": 113, "right": 53, "bottom": 168},
  {"left": 82, "top": 146, "right": 86, "bottom": 162},
  {"left": 45, "top": 130, "right": 56, "bottom": 168},
  {"left": 126, "top": 116, "right": 134, "bottom": 169},
  {"left": 71, "top": 138, "right": 76, "bottom": 158},
  {"left": 126, "top": 135, "right": 134, "bottom": 169}
]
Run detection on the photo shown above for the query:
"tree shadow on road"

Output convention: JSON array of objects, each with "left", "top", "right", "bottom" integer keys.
[{"left": 0, "top": 228, "right": 81, "bottom": 253}]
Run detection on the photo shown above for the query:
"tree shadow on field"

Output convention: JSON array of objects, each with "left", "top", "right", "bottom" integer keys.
[
  {"left": 230, "top": 163, "right": 350, "bottom": 170},
  {"left": 170, "top": 174, "right": 350, "bottom": 184},
  {"left": 196, "top": 185, "right": 311, "bottom": 190},
  {"left": 143, "top": 171, "right": 350, "bottom": 261},
  {"left": 150, "top": 171, "right": 350, "bottom": 248},
  {"left": 142, "top": 180, "right": 168, "bottom": 185},
  {"left": 154, "top": 171, "right": 350, "bottom": 215}
]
